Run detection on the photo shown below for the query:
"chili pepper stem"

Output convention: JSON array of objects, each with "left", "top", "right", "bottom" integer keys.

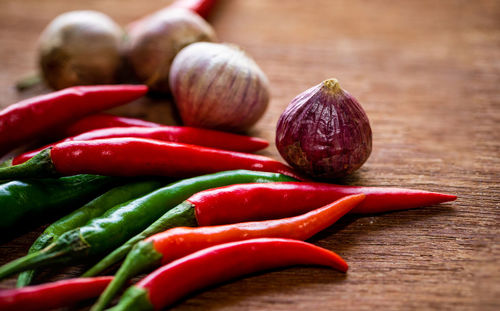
[
  {"left": 83, "top": 201, "right": 196, "bottom": 277},
  {"left": 0, "top": 246, "right": 64, "bottom": 280},
  {"left": 0, "top": 148, "right": 56, "bottom": 180},
  {"left": 16, "top": 267, "right": 36, "bottom": 288},
  {"left": 16, "top": 234, "right": 54, "bottom": 287},
  {"left": 0, "top": 158, "right": 12, "bottom": 168},
  {"left": 0, "top": 233, "right": 88, "bottom": 280},
  {"left": 15, "top": 73, "right": 42, "bottom": 92},
  {"left": 91, "top": 241, "right": 161, "bottom": 311},
  {"left": 106, "top": 286, "right": 153, "bottom": 311}
]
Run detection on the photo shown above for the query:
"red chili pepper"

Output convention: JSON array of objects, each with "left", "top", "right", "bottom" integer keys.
[
  {"left": 90, "top": 195, "right": 363, "bottom": 311},
  {"left": 0, "top": 85, "right": 148, "bottom": 156},
  {"left": 60, "top": 113, "right": 161, "bottom": 137},
  {"left": 191, "top": 182, "right": 457, "bottom": 225},
  {"left": 110, "top": 238, "right": 347, "bottom": 311},
  {"left": 13, "top": 126, "right": 269, "bottom": 165},
  {"left": 0, "top": 137, "right": 300, "bottom": 180},
  {"left": 169, "top": 0, "right": 218, "bottom": 18},
  {"left": 0, "top": 276, "right": 113, "bottom": 311}
]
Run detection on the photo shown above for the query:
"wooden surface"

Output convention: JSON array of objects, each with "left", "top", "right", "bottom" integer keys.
[{"left": 1, "top": 0, "right": 499, "bottom": 310}]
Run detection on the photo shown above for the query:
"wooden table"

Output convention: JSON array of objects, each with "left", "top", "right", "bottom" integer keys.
[{"left": 0, "top": 0, "right": 498, "bottom": 310}]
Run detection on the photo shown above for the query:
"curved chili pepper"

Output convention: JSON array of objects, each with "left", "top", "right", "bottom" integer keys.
[
  {"left": 60, "top": 113, "right": 161, "bottom": 137},
  {"left": 17, "top": 180, "right": 165, "bottom": 287},
  {"left": 0, "top": 138, "right": 298, "bottom": 180},
  {"left": 0, "top": 170, "right": 296, "bottom": 281},
  {"left": 91, "top": 194, "right": 364, "bottom": 311},
  {"left": 0, "top": 276, "right": 113, "bottom": 311},
  {"left": 0, "top": 85, "right": 148, "bottom": 156},
  {"left": 13, "top": 126, "right": 268, "bottom": 165},
  {"left": 193, "top": 182, "right": 458, "bottom": 223},
  {"left": 0, "top": 174, "right": 117, "bottom": 231},
  {"left": 109, "top": 238, "right": 347, "bottom": 311},
  {"left": 83, "top": 179, "right": 455, "bottom": 278}
]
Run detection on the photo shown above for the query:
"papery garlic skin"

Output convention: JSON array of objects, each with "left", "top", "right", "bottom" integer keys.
[
  {"left": 39, "top": 10, "right": 123, "bottom": 90},
  {"left": 169, "top": 42, "right": 270, "bottom": 132},
  {"left": 276, "top": 79, "right": 372, "bottom": 179},
  {"left": 126, "top": 8, "right": 216, "bottom": 93}
]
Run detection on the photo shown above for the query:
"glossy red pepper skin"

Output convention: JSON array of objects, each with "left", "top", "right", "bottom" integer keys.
[
  {"left": 192, "top": 182, "right": 457, "bottom": 225},
  {"left": 0, "top": 137, "right": 299, "bottom": 180},
  {"left": 61, "top": 113, "right": 161, "bottom": 137},
  {"left": 112, "top": 238, "right": 347, "bottom": 311},
  {"left": 13, "top": 126, "right": 268, "bottom": 165},
  {"left": 51, "top": 138, "right": 296, "bottom": 178},
  {"left": 0, "top": 276, "right": 113, "bottom": 311},
  {"left": 0, "top": 85, "right": 148, "bottom": 155}
]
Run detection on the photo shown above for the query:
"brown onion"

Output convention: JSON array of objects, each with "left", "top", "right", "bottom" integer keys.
[
  {"left": 276, "top": 79, "right": 372, "bottom": 179},
  {"left": 169, "top": 42, "right": 270, "bottom": 132},
  {"left": 126, "top": 8, "right": 216, "bottom": 93},
  {"left": 38, "top": 10, "right": 123, "bottom": 90}
]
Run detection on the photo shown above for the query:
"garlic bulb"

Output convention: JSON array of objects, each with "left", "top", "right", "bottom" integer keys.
[
  {"left": 169, "top": 42, "right": 270, "bottom": 132},
  {"left": 276, "top": 79, "right": 372, "bottom": 179},
  {"left": 38, "top": 10, "right": 123, "bottom": 90},
  {"left": 126, "top": 8, "right": 216, "bottom": 93}
]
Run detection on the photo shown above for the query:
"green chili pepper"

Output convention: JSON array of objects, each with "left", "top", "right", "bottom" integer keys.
[
  {"left": 16, "top": 180, "right": 166, "bottom": 288},
  {"left": 0, "top": 170, "right": 297, "bottom": 280},
  {"left": 0, "top": 174, "right": 117, "bottom": 232}
]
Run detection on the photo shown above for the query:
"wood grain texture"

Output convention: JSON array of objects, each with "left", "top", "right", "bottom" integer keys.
[{"left": 0, "top": 0, "right": 499, "bottom": 310}]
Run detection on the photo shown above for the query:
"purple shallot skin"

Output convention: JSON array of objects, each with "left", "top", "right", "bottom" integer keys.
[{"left": 276, "top": 79, "right": 372, "bottom": 179}]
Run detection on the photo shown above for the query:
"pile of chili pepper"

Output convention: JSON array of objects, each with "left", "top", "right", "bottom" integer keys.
[
  {"left": 0, "top": 170, "right": 297, "bottom": 281},
  {"left": 0, "top": 0, "right": 459, "bottom": 310},
  {"left": 0, "top": 84, "right": 457, "bottom": 310},
  {"left": 82, "top": 180, "right": 456, "bottom": 279},
  {"left": 91, "top": 194, "right": 365, "bottom": 310}
]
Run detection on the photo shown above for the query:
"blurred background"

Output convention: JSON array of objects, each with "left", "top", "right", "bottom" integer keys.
[{"left": 0, "top": 1, "right": 498, "bottom": 310}]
